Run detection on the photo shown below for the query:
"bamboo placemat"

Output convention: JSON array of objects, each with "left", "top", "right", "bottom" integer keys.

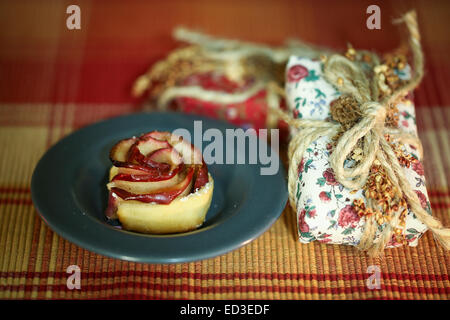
[{"left": 0, "top": 104, "right": 448, "bottom": 300}]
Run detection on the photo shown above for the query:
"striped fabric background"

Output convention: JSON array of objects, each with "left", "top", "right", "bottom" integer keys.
[{"left": 0, "top": 0, "right": 449, "bottom": 299}]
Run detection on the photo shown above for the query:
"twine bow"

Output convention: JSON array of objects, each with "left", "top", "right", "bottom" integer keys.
[{"left": 272, "top": 11, "right": 450, "bottom": 255}]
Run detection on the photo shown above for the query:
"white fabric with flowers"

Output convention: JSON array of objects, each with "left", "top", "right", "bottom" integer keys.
[{"left": 285, "top": 56, "right": 430, "bottom": 247}]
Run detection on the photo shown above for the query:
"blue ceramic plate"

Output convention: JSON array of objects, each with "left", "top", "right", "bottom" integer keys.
[{"left": 31, "top": 112, "right": 287, "bottom": 263}]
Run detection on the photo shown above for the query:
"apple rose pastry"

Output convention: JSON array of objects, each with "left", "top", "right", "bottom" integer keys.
[{"left": 105, "top": 131, "right": 214, "bottom": 234}]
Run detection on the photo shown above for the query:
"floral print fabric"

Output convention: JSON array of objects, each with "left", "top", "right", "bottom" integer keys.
[{"left": 286, "top": 56, "right": 430, "bottom": 247}]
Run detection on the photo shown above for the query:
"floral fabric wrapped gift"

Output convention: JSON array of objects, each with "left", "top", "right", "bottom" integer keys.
[
  {"left": 132, "top": 31, "right": 288, "bottom": 131},
  {"left": 285, "top": 56, "right": 429, "bottom": 247},
  {"left": 274, "top": 11, "right": 450, "bottom": 254},
  {"left": 156, "top": 72, "right": 274, "bottom": 131}
]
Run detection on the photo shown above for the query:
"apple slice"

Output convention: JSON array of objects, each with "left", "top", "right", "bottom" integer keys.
[
  {"left": 134, "top": 136, "right": 170, "bottom": 156},
  {"left": 109, "top": 165, "right": 183, "bottom": 181},
  {"left": 127, "top": 132, "right": 202, "bottom": 165},
  {"left": 112, "top": 167, "right": 150, "bottom": 176},
  {"left": 112, "top": 161, "right": 168, "bottom": 172},
  {"left": 109, "top": 137, "right": 166, "bottom": 171},
  {"left": 110, "top": 137, "right": 161, "bottom": 170},
  {"left": 105, "top": 192, "right": 120, "bottom": 219},
  {"left": 110, "top": 167, "right": 194, "bottom": 204},
  {"left": 109, "top": 137, "right": 137, "bottom": 163},
  {"left": 128, "top": 136, "right": 172, "bottom": 170},
  {"left": 111, "top": 164, "right": 184, "bottom": 182},
  {"left": 169, "top": 135, "right": 203, "bottom": 165},
  {"left": 194, "top": 161, "right": 209, "bottom": 190},
  {"left": 107, "top": 166, "right": 183, "bottom": 194},
  {"left": 142, "top": 131, "right": 171, "bottom": 141},
  {"left": 148, "top": 147, "right": 183, "bottom": 167}
]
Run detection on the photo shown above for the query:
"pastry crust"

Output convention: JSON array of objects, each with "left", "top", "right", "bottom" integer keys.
[
  {"left": 106, "top": 131, "right": 214, "bottom": 234},
  {"left": 110, "top": 170, "right": 214, "bottom": 234}
]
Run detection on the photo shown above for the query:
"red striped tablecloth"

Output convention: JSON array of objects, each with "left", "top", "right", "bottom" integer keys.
[
  {"left": 0, "top": 105, "right": 449, "bottom": 299},
  {"left": 0, "top": 0, "right": 449, "bottom": 299}
]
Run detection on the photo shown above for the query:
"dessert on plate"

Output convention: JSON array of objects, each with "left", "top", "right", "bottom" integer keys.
[{"left": 105, "top": 131, "right": 214, "bottom": 234}]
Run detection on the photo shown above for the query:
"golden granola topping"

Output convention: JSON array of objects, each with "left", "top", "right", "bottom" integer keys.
[
  {"left": 351, "top": 134, "right": 418, "bottom": 245},
  {"left": 374, "top": 52, "right": 409, "bottom": 100},
  {"left": 352, "top": 159, "right": 409, "bottom": 244},
  {"left": 385, "top": 103, "right": 400, "bottom": 128},
  {"left": 389, "top": 136, "right": 417, "bottom": 169}
]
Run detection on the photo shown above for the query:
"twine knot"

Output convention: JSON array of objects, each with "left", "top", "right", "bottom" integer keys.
[{"left": 361, "top": 101, "right": 386, "bottom": 124}]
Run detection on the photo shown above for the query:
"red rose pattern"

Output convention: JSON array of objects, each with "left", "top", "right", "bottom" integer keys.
[
  {"left": 412, "top": 160, "right": 425, "bottom": 176},
  {"left": 323, "top": 168, "right": 339, "bottom": 186},
  {"left": 338, "top": 205, "right": 360, "bottom": 228},
  {"left": 326, "top": 143, "right": 333, "bottom": 151},
  {"left": 298, "top": 209, "right": 309, "bottom": 233},
  {"left": 319, "top": 191, "right": 331, "bottom": 202},
  {"left": 318, "top": 234, "right": 332, "bottom": 243},
  {"left": 414, "top": 190, "right": 428, "bottom": 209},
  {"left": 297, "top": 158, "right": 305, "bottom": 176},
  {"left": 287, "top": 65, "right": 308, "bottom": 83}
]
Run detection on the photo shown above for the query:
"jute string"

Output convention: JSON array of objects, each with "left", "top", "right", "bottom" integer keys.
[{"left": 270, "top": 11, "right": 450, "bottom": 255}]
